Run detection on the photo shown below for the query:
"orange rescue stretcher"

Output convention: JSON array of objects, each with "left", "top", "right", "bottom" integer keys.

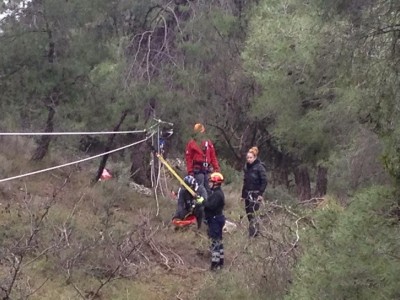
[{"left": 172, "top": 214, "right": 197, "bottom": 227}]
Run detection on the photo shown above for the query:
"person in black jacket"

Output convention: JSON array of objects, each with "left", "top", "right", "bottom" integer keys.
[
  {"left": 197, "top": 172, "right": 225, "bottom": 270},
  {"left": 173, "top": 175, "right": 207, "bottom": 228},
  {"left": 241, "top": 146, "right": 267, "bottom": 237}
]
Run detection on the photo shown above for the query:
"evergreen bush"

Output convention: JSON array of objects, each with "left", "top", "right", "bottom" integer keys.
[{"left": 287, "top": 186, "right": 400, "bottom": 300}]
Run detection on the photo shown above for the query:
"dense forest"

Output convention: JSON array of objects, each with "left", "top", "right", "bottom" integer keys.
[{"left": 0, "top": 0, "right": 399, "bottom": 299}]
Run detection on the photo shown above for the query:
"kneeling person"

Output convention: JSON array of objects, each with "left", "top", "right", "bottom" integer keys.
[{"left": 173, "top": 175, "right": 207, "bottom": 228}]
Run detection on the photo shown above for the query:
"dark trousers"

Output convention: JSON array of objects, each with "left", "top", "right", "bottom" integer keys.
[
  {"left": 245, "top": 196, "right": 260, "bottom": 237},
  {"left": 194, "top": 171, "right": 210, "bottom": 193},
  {"left": 207, "top": 215, "right": 225, "bottom": 269}
]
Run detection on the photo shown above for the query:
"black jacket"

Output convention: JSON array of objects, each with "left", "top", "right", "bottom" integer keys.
[
  {"left": 241, "top": 158, "right": 267, "bottom": 198},
  {"left": 204, "top": 186, "right": 225, "bottom": 219},
  {"left": 174, "top": 184, "right": 207, "bottom": 220}
]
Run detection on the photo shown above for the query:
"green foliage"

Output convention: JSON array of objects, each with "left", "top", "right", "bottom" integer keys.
[
  {"left": 287, "top": 186, "right": 400, "bottom": 300},
  {"left": 180, "top": 10, "right": 240, "bottom": 67},
  {"left": 243, "top": 1, "right": 319, "bottom": 79},
  {"left": 265, "top": 185, "right": 297, "bottom": 204},
  {"left": 242, "top": 0, "right": 344, "bottom": 166},
  {"left": 0, "top": 0, "right": 121, "bottom": 133},
  {"left": 219, "top": 158, "right": 241, "bottom": 185},
  {"left": 327, "top": 126, "right": 390, "bottom": 197},
  {"left": 1, "top": 0, "right": 400, "bottom": 297},
  {"left": 242, "top": 0, "right": 400, "bottom": 203},
  {"left": 355, "top": 59, "right": 400, "bottom": 181}
]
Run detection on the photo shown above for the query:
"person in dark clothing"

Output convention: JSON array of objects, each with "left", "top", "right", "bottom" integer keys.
[
  {"left": 197, "top": 172, "right": 225, "bottom": 271},
  {"left": 173, "top": 175, "right": 207, "bottom": 228},
  {"left": 241, "top": 146, "right": 267, "bottom": 237}
]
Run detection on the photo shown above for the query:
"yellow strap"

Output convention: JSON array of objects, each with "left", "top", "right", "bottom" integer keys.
[{"left": 155, "top": 152, "right": 197, "bottom": 197}]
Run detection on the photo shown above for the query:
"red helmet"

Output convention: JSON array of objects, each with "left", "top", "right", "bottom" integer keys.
[{"left": 209, "top": 172, "right": 224, "bottom": 184}]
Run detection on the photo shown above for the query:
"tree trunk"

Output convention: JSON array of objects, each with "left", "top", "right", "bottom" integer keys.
[
  {"left": 294, "top": 166, "right": 311, "bottom": 201},
  {"left": 271, "top": 151, "right": 290, "bottom": 188},
  {"left": 315, "top": 166, "right": 328, "bottom": 197},
  {"left": 130, "top": 132, "right": 152, "bottom": 187},
  {"left": 94, "top": 110, "right": 129, "bottom": 182},
  {"left": 31, "top": 106, "right": 55, "bottom": 161},
  {"left": 31, "top": 21, "right": 57, "bottom": 162},
  {"left": 129, "top": 100, "right": 157, "bottom": 188}
]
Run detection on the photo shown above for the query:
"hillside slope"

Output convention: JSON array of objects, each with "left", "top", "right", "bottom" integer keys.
[{"left": 0, "top": 137, "right": 300, "bottom": 299}]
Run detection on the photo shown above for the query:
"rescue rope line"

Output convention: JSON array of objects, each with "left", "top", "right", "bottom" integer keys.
[
  {"left": 162, "top": 166, "right": 170, "bottom": 199},
  {"left": 154, "top": 124, "right": 165, "bottom": 197},
  {"left": 152, "top": 125, "right": 163, "bottom": 216},
  {"left": 157, "top": 162, "right": 165, "bottom": 198},
  {"left": 0, "top": 130, "right": 147, "bottom": 136},
  {"left": 153, "top": 176, "right": 160, "bottom": 216},
  {"left": 0, "top": 132, "right": 155, "bottom": 184}
]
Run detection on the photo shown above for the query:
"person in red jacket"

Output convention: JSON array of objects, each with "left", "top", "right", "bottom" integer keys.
[{"left": 185, "top": 123, "right": 220, "bottom": 190}]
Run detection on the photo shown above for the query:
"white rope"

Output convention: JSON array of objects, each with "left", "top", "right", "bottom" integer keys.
[
  {"left": 157, "top": 164, "right": 168, "bottom": 199},
  {"left": 0, "top": 132, "right": 155, "bottom": 184},
  {"left": 156, "top": 158, "right": 164, "bottom": 198},
  {"left": 154, "top": 182, "right": 160, "bottom": 217},
  {"left": 162, "top": 165, "right": 170, "bottom": 198},
  {"left": 0, "top": 130, "right": 147, "bottom": 136},
  {"left": 154, "top": 126, "right": 164, "bottom": 197},
  {"left": 153, "top": 126, "right": 160, "bottom": 216},
  {"left": 150, "top": 148, "right": 155, "bottom": 189}
]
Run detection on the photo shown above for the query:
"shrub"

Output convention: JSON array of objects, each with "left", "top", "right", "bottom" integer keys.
[
  {"left": 219, "top": 159, "right": 241, "bottom": 185},
  {"left": 286, "top": 186, "right": 400, "bottom": 300}
]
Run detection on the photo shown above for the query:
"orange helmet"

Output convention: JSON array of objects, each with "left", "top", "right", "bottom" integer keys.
[
  {"left": 193, "top": 123, "right": 205, "bottom": 133},
  {"left": 209, "top": 172, "right": 224, "bottom": 184}
]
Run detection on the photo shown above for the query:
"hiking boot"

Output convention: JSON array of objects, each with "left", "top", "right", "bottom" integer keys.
[
  {"left": 211, "top": 260, "right": 222, "bottom": 271},
  {"left": 210, "top": 264, "right": 221, "bottom": 271},
  {"left": 249, "top": 222, "right": 260, "bottom": 237}
]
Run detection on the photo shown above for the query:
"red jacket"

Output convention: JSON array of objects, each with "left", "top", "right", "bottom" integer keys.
[{"left": 185, "top": 139, "right": 220, "bottom": 174}]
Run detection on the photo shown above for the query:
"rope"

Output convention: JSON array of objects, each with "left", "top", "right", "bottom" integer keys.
[
  {"left": 0, "top": 132, "right": 155, "bottom": 184},
  {"left": 154, "top": 181, "right": 160, "bottom": 217},
  {"left": 148, "top": 118, "right": 158, "bottom": 216},
  {"left": 156, "top": 164, "right": 168, "bottom": 200},
  {"left": 162, "top": 165, "right": 170, "bottom": 199},
  {"left": 150, "top": 142, "right": 155, "bottom": 189},
  {"left": 0, "top": 130, "right": 147, "bottom": 136},
  {"left": 155, "top": 125, "right": 165, "bottom": 197},
  {"left": 150, "top": 151, "right": 159, "bottom": 216},
  {"left": 153, "top": 125, "right": 162, "bottom": 216},
  {"left": 156, "top": 158, "right": 164, "bottom": 198}
]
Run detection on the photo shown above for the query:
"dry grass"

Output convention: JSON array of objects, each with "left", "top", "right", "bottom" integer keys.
[{"left": 0, "top": 139, "right": 304, "bottom": 300}]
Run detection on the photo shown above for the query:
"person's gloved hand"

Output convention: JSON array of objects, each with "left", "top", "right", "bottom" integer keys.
[{"left": 196, "top": 196, "right": 205, "bottom": 204}]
